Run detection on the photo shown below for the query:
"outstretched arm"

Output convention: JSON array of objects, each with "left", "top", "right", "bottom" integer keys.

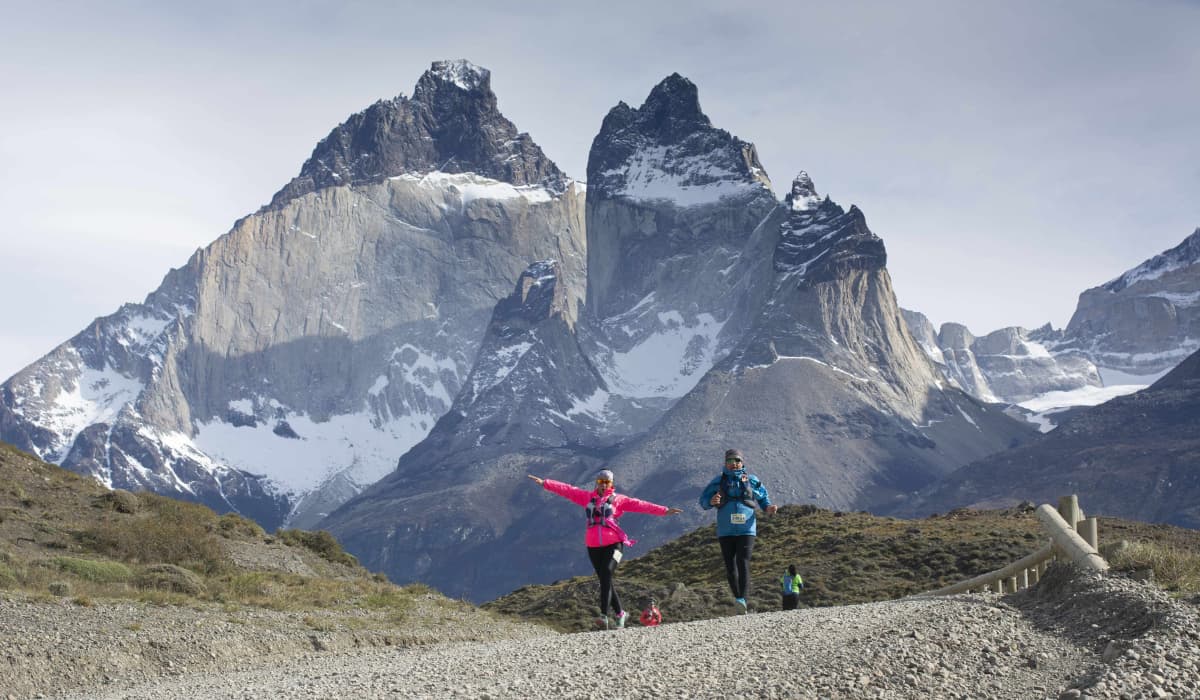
[
  {"left": 536, "top": 477, "right": 593, "bottom": 506},
  {"left": 617, "top": 494, "right": 682, "bottom": 516}
]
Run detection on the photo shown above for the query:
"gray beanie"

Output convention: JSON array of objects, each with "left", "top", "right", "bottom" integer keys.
[{"left": 596, "top": 469, "right": 614, "bottom": 481}]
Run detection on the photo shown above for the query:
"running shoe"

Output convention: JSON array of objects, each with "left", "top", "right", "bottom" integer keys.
[
  {"left": 735, "top": 598, "right": 748, "bottom": 614},
  {"left": 594, "top": 615, "right": 609, "bottom": 630},
  {"left": 614, "top": 610, "right": 628, "bottom": 629}
]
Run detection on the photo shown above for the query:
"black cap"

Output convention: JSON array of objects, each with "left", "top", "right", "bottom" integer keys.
[{"left": 725, "top": 449, "right": 744, "bottom": 461}]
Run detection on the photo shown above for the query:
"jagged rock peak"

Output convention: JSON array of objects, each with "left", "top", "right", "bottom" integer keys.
[
  {"left": 493, "top": 260, "right": 573, "bottom": 332},
  {"left": 1103, "top": 227, "right": 1200, "bottom": 293},
  {"left": 266, "top": 60, "right": 567, "bottom": 210},
  {"left": 788, "top": 172, "right": 821, "bottom": 211},
  {"left": 416, "top": 59, "right": 491, "bottom": 94},
  {"left": 774, "top": 182, "right": 885, "bottom": 280},
  {"left": 586, "top": 73, "right": 772, "bottom": 203},
  {"left": 639, "top": 73, "right": 710, "bottom": 135}
]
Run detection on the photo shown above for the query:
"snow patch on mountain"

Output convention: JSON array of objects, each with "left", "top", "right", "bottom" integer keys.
[
  {"left": 388, "top": 343, "right": 460, "bottom": 407},
  {"left": 391, "top": 172, "right": 557, "bottom": 207},
  {"left": 776, "top": 355, "right": 875, "bottom": 384},
  {"left": 428, "top": 59, "right": 489, "bottom": 91},
  {"left": 1148, "top": 291, "right": 1200, "bottom": 306},
  {"left": 1096, "top": 366, "right": 1171, "bottom": 386},
  {"left": 597, "top": 311, "right": 726, "bottom": 399},
  {"left": 600, "top": 146, "right": 767, "bottom": 207},
  {"left": 1102, "top": 228, "right": 1200, "bottom": 293},
  {"left": 30, "top": 361, "right": 144, "bottom": 463},
  {"left": 566, "top": 388, "right": 611, "bottom": 419},
  {"left": 1088, "top": 339, "right": 1200, "bottom": 375},
  {"left": 116, "top": 314, "right": 172, "bottom": 356},
  {"left": 477, "top": 341, "right": 535, "bottom": 394},
  {"left": 1012, "top": 382, "right": 1150, "bottom": 433},
  {"left": 192, "top": 404, "right": 431, "bottom": 496}
]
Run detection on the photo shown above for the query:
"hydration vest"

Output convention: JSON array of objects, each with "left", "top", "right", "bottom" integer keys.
[
  {"left": 586, "top": 492, "right": 616, "bottom": 526},
  {"left": 586, "top": 492, "right": 635, "bottom": 546},
  {"left": 721, "top": 472, "right": 759, "bottom": 509}
]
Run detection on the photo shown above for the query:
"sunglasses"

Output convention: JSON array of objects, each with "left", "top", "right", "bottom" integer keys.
[
  {"left": 596, "top": 478, "right": 612, "bottom": 484},
  {"left": 725, "top": 458, "right": 743, "bottom": 464}
]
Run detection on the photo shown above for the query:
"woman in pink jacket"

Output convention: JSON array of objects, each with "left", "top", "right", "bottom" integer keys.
[{"left": 528, "top": 469, "right": 681, "bottom": 630}]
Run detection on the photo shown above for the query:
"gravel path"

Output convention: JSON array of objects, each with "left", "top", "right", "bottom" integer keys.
[
  {"left": 49, "top": 595, "right": 1089, "bottom": 699},
  {"left": 8, "top": 568, "right": 1200, "bottom": 699}
]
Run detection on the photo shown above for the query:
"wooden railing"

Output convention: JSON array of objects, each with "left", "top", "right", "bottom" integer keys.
[{"left": 918, "top": 495, "right": 1109, "bottom": 596}]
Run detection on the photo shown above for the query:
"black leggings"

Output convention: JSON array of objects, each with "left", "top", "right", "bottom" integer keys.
[
  {"left": 587, "top": 543, "right": 624, "bottom": 616},
  {"left": 719, "top": 535, "right": 755, "bottom": 599}
]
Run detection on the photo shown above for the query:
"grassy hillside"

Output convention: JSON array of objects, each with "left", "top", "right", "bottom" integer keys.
[
  {"left": 8, "top": 437, "right": 1195, "bottom": 640},
  {"left": 0, "top": 441, "right": 475, "bottom": 623},
  {"left": 486, "top": 503, "right": 1200, "bottom": 632}
]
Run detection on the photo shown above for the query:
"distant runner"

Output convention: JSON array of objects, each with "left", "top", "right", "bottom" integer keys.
[
  {"left": 699, "top": 448, "right": 777, "bottom": 613},
  {"left": 781, "top": 564, "right": 804, "bottom": 610},
  {"left": 528, "top": 469, "right": 681, "bottom": 630}
]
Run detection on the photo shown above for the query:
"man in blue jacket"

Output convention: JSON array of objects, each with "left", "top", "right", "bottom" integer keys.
[{"left": 699, "top": 448, "right": 777, "bottom": 613}]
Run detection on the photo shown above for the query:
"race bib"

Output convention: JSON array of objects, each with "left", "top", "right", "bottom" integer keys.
[
  {"left": 612, "top": 549, "right": 623, "bottom": 562},
  {"left": 730, "top": 513, "right": 747, "bottom": 525}
]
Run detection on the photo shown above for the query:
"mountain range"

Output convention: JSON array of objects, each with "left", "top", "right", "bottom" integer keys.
[
  {"left": 2, "top": 59, "right": 1197, "bottom": 602},
  {"left": 903, "top": 227, "right": 1200, "bottom": 417}
]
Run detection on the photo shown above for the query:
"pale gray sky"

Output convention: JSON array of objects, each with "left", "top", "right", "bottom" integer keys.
[{"left": 2, "top": 0, "right": 1198, "bottom": 380}]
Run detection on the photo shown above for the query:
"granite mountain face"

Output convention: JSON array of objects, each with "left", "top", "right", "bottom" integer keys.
[
  {"left": 901, "top": 227, "right": 1200, "bottom": 432},
  {"left": 594, "top": 173, "right": 1034, "bottom": 547},
  {"left": 0, "top": 60, "right": 586, "bottom": 529},
  {"left": 1060, "top": 228, "right": 1200, "bottom": 378},
  {"left": 321, "top": 81, "right": 1033, "bottom": 602},
  {"left": 581, "top": 73, "right": 780, "bottom": 406},
  {"left": 901, "top": 312, "right": 1102, "bottom": 406},
  {"left": 322, "top": 75, "right": 786, "bottom": 601}
]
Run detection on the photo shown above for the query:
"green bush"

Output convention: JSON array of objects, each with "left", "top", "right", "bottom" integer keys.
[
  {"left": 79, "top": 493, "right": 229, "bottom": 573},
  {"left": 0, "top": 562, "right": 17, "bottom": 589},
  {"left": 1105, "top": 540, "right": 1200, "bottom": 594},
  {"left": 52, "top": 556, "right": 133, "bottom": 583},
  {"left": 277, "top": 529, "right": 358, "bottom": 567},
  {"left": 96, "top": 489, "right": 140, "bottom": 514},
  {"left": 134, "top": 564, "right": 207, "bottom": 596},
  {"left": 218, "top": 512, "right": 265, "bottom": 539}
]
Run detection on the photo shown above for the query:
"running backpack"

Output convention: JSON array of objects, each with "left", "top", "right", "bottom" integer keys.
[
  {"left": 720, "top": 473, "right": 759, "bottom": 509},
  {"left": 781, "top": 573, "right": 804, "bottom": 594}
]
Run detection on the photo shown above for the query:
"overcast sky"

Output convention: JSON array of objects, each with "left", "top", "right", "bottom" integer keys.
[{"left": 2, "top": 0, "right": 1198, "bottom": 380}]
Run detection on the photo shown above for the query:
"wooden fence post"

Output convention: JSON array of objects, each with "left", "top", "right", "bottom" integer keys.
[
  {"left": 1035, "top": 504, "right": 1109, "bottom": 572},
  {"left": 1078, "top": 517, "right": 1099, "bottom": 550},
  {"left": 1058, "top": 495, "right": 1081, "bottom": 527}
]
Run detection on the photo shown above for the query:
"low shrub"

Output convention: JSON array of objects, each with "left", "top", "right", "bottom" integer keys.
[
  {"left": 96, "top": 489, "right": 140, "bottom": 514},
  {"left": 52, "top": 556, "right": 133, "bottom": 583},
  {"left": 218, "top": 512, "right": 265, "bottom": 539},
  {"left": 0, "top": 562, "right": 17, "bottom": 589},
  {"left": 134, "top": 564, "right": 207, "bottom": 596},
  {"left": 277, "top": 529, "right": 358, "bottom": 567},
  {"left": 1105, "top": 540, "right": 1200, "bottom": 594},
  {"left": 79, "top": 494, "right": 229, "bottom": 573},
  {"left": 48, "top": 580, "right": 72, "bottom": 596}
]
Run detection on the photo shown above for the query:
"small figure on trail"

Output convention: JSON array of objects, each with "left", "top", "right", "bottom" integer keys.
[
  {"left": 528, "top": 469, "right": 681, "bottom": 630},
  {"left": 698, "top": 448, "right": 777, "bottom": 614},
  {"left": 781, "top": 563, "right": 804, "bottom": 610},
  {"left": 639, "top": 598, "right": 663, "bottom": 627}
]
